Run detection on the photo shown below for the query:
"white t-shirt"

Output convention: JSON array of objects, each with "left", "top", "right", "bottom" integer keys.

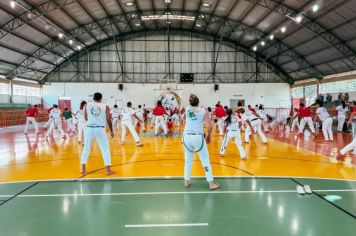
[
  {"left": 257, "top": 110, "right": 267, "bottom": 120},
  {"left": 184, "top": 106, "right": 206, "bottom": 134},
  {"left": 135, "top": 108, "right": 144, "bottom": 118},
  {"left": 121, "top": 107, "right": 135, "bottom": 122},
  {"left": 224, "top": 115, "right": 240, "bottom": 130},
  {"left": 336, "top": 106, "right": 348, "bottom": 117},
  {"left": 50, "top": 108, "right": 61, "bottom": 119},
  {"left": 111, "top": 108, "right": 120, "bottom": 119},
  {"left": 242, "top": 112, "right": 258, "bottom": 122},
  {"left": 316, "top": 107, "right": 330, "bottom": 122},
  {"left": 86, "top": 102, "right": 107, "bottom": 127},
  {"left": 77, "top": 109, "right": 85, "bottom": 122}
]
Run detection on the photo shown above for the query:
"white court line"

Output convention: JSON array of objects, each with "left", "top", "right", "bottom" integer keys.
[
  {"left": 125, "top": 223, "right": 208, "bottom": 228},
  {"left": 0, "top": 189, "right": 355, "bottom": 198}
]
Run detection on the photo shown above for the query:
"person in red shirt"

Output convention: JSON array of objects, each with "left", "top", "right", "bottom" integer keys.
[
  {"left": 153, "top": 100, "right": 169, "bottom": 136},
  {"left": 24, "top": 105, "right": 39, "bottom": 135},
  {"left": 298, "top": 102, "right": 316, "bottom": 135},
  {"left": 215, "top": 104, "right": 227, "bottom": 135},
  {"left": 352, "top": 100, "right": 356, "bottom": 112},
  {"left": 167, "top": 118, "right": 174, "bottom": 135}
]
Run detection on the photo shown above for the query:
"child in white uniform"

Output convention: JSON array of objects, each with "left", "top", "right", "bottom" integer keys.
[
  {"left": 315, "top": 99, "right": 333, "bottom": 141},
  {"left": 336, "top": 101, "right": 348, "bottom": 132},
  {"left": 183, "top": 94, "right": 219, "bottom": 190},
  {"left": 291, "top": 108, "right": 299, "bottom": 132},
  {"left": 220, "top": 109, "right": 247, "bottom": 159},
  {"left": 111, "top": 105, "right": 120, "bottom": 134},
  {"left": 45, "top": 105, "right": 66, "bottom": 139},
  {"left": 134, "top": 105, "right": 145, "bottom": 132},
  {"left": 120, "top": 102, "right": 143, "bottom": 146},
  {"left": 76, "top": 101, "right": 87, "bottom": 144},
  {"left": 240, "top": 108, "right": 267, "bottom": 144},
  {"left": 80, "top": 92, "right": 115, "bottom": 175},
  {"left": 257, "top": 105, "right": 269, "bottom": 132}
]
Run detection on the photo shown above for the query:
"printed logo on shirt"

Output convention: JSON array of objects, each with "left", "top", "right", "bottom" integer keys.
[
  {"left": 90, "top": 106, "right": 102, "bottom": 117},
  {"left": 188, "top": 109, "right": 198, "bottom": 120}
]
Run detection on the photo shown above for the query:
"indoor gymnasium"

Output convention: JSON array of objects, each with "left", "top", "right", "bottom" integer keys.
[{"left": 0, "top": 0, "right": 356, "bottom": 235}]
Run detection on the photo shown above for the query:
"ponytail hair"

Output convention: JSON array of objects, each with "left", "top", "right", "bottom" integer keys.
[
  {"left": 342, "top": 100, "right": 346, "bottom": 109},
  {"left": 80, "top": 101, "right": 87, "bottom": 110},
  {"left": 224, "top": 109, "right": 233, "bottom": 126}
]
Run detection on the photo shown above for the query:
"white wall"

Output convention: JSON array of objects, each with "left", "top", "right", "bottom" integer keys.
[{"left": 42, "top": 83, "right": 291, "bottom": 111}]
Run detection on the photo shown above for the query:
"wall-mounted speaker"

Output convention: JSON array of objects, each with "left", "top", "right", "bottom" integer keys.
[
  {"left": 180, "top": 73, "right": 194, "bottom": 83},
  {"left": 118, "top": 84, "right": 123, "bottom": 91},
  {"left": 214, "top": 84, "right": 219, "bottom": 92}
]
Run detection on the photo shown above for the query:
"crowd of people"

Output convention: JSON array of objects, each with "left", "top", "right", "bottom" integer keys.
[{"left": 22, "top": 92, "right": 356, "bottom": 188}]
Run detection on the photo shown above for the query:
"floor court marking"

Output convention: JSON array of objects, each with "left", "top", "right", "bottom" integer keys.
[
  {"left": 124, "top": 223, "right": 208, "bottom": 228},
  {"left": 1, "top": 189, "right": 356, "bottom": 198}
]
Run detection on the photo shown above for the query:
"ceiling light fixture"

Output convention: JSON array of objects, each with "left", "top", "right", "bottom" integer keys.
[
  {"left": 269, "top": 34, "right": 274, "bottom": 40},
  {"left": 202, "top": 3, "right": 211, "bottom": 7},
  {"left": 135, "top": 22, "right": 141, "bottom": 27},
  {"left": 126, "top": 2, "right": 133, "bottom": 6},
  {"left": 77, "top": 45, "right": 82, "bottom": 50},
  {"left": 58, "top": 33, "right": 64, "bottom": 39},
  {"left": 10, "top": 1, "right": 16, "bottom": 8},
  {"left": 196, "top": 23, "right": 201, "bottom": 27},
  {"left": 69, "top": 40, "right": 73, "bottom": 45},
  {"left": 164, "top": 0, "right": 172, "bottom": 3},
  {"left": 280, "top": 26, "right": 286, "bottom": 33},
  {"left": 312, "top": 4, "right": 319, "bottom": 12},
  {"left": 295, "top": 15, "right": 303, "bottom": 23},
  {"left": 253, "top": 46, "right": 257, "bottom": 51},
  {"left": 260, "top": 41, "right": 265, "bottom": 46}
]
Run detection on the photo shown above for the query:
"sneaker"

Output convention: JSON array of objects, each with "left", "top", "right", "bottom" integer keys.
[
  {"left": 296, "top": 185, "right": 305, "bottom": 194},
  {"left": 303, "top": 185, "right": 312, "bottom": 194},
  {"left": 121, "top": 141, "right": 125, "bottom": 145},
  {"left": 241, "top": 156, "right": 247, "bottom": 160},
  {"left": 136, "top": 142, "right": 143, "bottom": 147}
]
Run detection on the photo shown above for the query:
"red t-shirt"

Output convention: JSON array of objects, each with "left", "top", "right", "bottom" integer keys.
[
  {"left": 353, "top": 106, "right": 356, "bottom": 112},
  {"left": 215, "top": 106, "right": 226, "bottom": 118},
  {"left": 26, "top": 107, "right": 38, "bottom": 117},
  {"left": 299, "top": 107, "right": 311, "bottom": 118},
  {"left": 167, "top": 121, "right": 173, "bottom": 129},
  {"left": 249, "top": 107, "right": 257, "bottom": 113},
  {"left": 154, "top": 106, "right": 165, "bottom": 116}
]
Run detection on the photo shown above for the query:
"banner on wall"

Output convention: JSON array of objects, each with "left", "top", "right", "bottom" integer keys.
[{"left": 155, "top": 90, "right": 182, "bottom": 110}]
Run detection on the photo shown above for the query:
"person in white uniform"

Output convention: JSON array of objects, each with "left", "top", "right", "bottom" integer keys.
[
  {"left": 315, "top": 99, "right": 333, "bottom": 141},
  {"left": 237, "top": 101, "right": 246, "bottom": 131},
  {"left": 183, "top": 94, "right": 219, "bottom": 190},
  {"left": 134, "top": 105, "right": 145, "bottom": 132},
  {"left": 120, "top": 102, "right": 143, "bottom": 146},
  {"left": 110, "top": 105, "right": 120, "bottom": 134},
  {"left": 335, "top": 101, "right": 348, "bottom": 132},
  {"left": 338, "top": 112, "right": 356, "bottom": 158},
  {"left": 257, "top": 105, "right": 269, "bottom": 132},
  {"left": 43, "top": 105, "right": 55, "bottom": 130},
  {"left": 239, "top": 107, "right": 268, "bottom": 144},
  {"left": 76, "top": 101, "right": 87, "bottom": 144},
  {"left": 45, "top": 105, "right": 66, "bottom": 139},
  {"left": 80, "top": 92, "right": 115, "bottom": 175},
  {"left": 220, "top": 109, "right": 247, "bottom": 159},
  {"left": 290, "top": 108, "right": 300, "bottom": 132}
]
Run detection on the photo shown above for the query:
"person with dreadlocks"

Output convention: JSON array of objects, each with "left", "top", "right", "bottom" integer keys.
[
  {"left": 182, "top": 94, "right": 219, "bottom": 190},
  {"left": 219, "top": 109, "right": 247, "bottom": 160}
]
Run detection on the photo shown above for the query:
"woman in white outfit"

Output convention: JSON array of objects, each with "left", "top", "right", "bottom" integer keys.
[
  {"left": 134, "top": 105, "right": 145, "bottom": 132},
  {"left": 239, "top": 107, "right": 268, "bottom": 144},
  {"left": 220, "top": 109, "right": 247, "bottom": 159},
  {"left": 110, "top": 105, "right": 120, "bottom": 134},
  {"left": 120, "top": 102, "right": 143, "bottom": 146},
  {"left": 76, "top": 101, "right": 87, "bottom": 144},
  {"left": 45, "top": 105, "right": 66, "bottom": 139},
  {"left": 257, "top": 105, "right": 269, "bottom": 132},
  {"left": 335, "top": 101, "right": 348, "bottom": 132},
  {"left": 290, "top": 108, "right": 299, "bottom": 132},
  {"left": 183, "top": 94, "right": 219, "bottom": 190},
  {"left": 315, "top": 99, "right": 333, "bottom": 141}
]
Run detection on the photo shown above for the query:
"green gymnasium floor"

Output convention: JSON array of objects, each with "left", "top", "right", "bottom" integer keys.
[{"left": 0, "top": 178, "right": 355, "bottom": 236}]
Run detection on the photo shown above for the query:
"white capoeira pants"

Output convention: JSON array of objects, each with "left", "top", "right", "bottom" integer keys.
[
  {"left": 321, "top": 117, "right": 333, "bottom": 141},
  {"left": 299, "top": 117, "right": 316, "bottom": 134},
  {"left": 155, "top": 116, "right": 167, "bottom": 135},
  {"left": 121, "top": 120, "right": 140, "bottom": 143},
  {"left": 25, "top": 117, "right": 39, "bottom": 134},
  {"left": 66, "top": 118, "right": 75, "bottom": 133},
  {"left": 150, "top": 115, "right": 155, "bottom": 128},
  {"left": 262, "top": 119, "right": 269, "bottom": 132},
  {"left": 46, "top": 119, "right": 65, "bottom": 138},
  {"left": 217, "top": 118, "right": 224, "bottom": 135},
  {"left": 112, "top": 117, "right": 119, "bottom": 134},
  {"left": 134, "top": 116, "right": 145, "bottom": 131},
  {"left": 220, "top": 130, "right": 246, "bottom": 158},
  {"left": 77, "top": 120, "right": 86, "bottom": 142},
  {"left": 340, "top": 138, "right": 356, "bottom": 155},
  {"left": 172, "top": 114, "right": 180, "bottom": 127},
  {"left": 291, "top": 118, "right": 299, "bottom": 131},
  {"left": 337, "top": 115, "right": 346, "bottom": 132},
  {"left": 245, "top": 119, "right": 267, "bottom": 143},
  {"left": 81, "top": 127, "right": 111, "bottom": 166},
  {"left": 43, "top": 117, "right": 52, "bottom": 129},
  {"left": 183, "top": 134, "right": 214, "bottom": 182}
]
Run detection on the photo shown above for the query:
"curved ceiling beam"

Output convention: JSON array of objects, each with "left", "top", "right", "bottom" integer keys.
[
  {"left": 244, "top": 0, "right": 356, "bottom": 68},
  {"left": 13, "top": 9, "right": 319, "bottom": 81},
  {"left": 42, "top": 28, "right": 294, "bottom": 84}
]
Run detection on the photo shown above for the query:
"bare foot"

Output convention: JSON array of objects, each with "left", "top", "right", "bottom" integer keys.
[
  {"left": 80, "top": 165, "right": 86, "bottom": 174},
  {"left": 106, "top": 170, "right": 116, "bottom": 175},
  {"left": 184, "top": 180, "right": 191, "bottom": 188},
  {"left": 209, "top": 183, "right": 220, "bottom": 190},
  {"left": 136, "top": 142, "right": 143, "bottom": 146}
]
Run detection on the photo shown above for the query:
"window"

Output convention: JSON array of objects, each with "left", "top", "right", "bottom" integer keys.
[
  {"left": 320, "top": 79, "right": 356, "bottom": 94},
  {"left": 0, "top": 83, "right": 8, "bottom": 95},
  {"left": 291, "top": 87, "right": 304, "bottom": 98},
  {"left": 13, "top": 85, "right": 41, "bottom": 97}
]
